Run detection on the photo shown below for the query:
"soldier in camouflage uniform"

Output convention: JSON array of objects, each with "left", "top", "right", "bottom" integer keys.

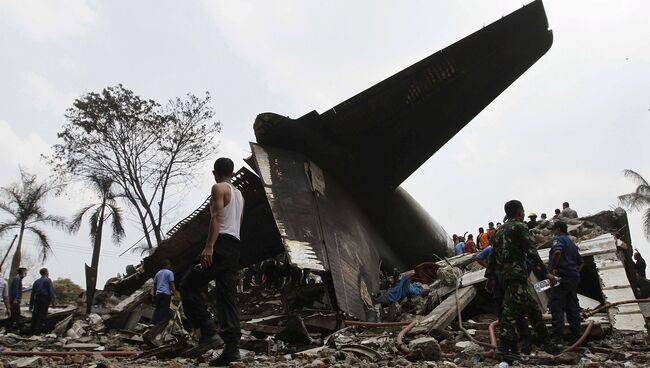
[{"left": 485, "top": 200, "right": 558, "bottom": 355}]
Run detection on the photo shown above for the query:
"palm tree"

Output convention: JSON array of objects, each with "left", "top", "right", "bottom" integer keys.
[
  {"left": 618, "top": 169, "right": 650, "bottom": 240},
  {"left": 70, "top": 175, "right": 125, "bottom": 314},
  {"left": 0, "top": 170, "right": 67, "bottom": 278}
]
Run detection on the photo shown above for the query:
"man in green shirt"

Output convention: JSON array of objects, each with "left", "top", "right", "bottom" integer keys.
[{"left": 486, "top": 200, "right": 558, "bottom": 356}]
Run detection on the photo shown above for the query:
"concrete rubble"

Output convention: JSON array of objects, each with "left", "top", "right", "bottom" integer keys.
[{"left": 1, "top": 209, "right": 649, "bottom": 367}]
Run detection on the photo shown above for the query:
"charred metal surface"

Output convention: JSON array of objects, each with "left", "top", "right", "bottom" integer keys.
[
  {"left": 251, "top": 143, "right": 383, "bottom": 320},
  {"left": 250, "top": 143, "right": 328, "bottom": 271},
  {"left": 253, "top": 0, "right": 552, "bottom": 265}
]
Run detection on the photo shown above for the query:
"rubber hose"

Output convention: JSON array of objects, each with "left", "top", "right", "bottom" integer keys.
[
  {"left": 344, "top": 320, "right": 412, "bottom": 327},
  {"left": 396, "top": 320, "right": 417, "bottom": 354}
]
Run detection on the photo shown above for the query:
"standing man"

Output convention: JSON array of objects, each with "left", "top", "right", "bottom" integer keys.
[
  {"left": 7, "top": 267, "right": 27, "bottom": 331},
  {"left": 152, "top": 259, "right": 176, "bottom": 324},
  {"left": 634, "top": 251, "right": 647, "bottom": 280},
  {"left": 477, "top": 227, "right": 490, "bottom": 250},
  {"left": 464, "top": 234, "right": 477, "bottom": 253},
  {"left": 454, "top": 236, "right": 466, "bottom": 256},
  {"left": 0, "top": 266, "right": 10, "bottom": 320},
  {"left": 29, "top": 268, "right": 56, "bottom": 334},
  {"left": 486, "top": 200, "right": 558, "bottom": 357},
  {"left": 561, "top": 202, "right": 578, "bottom": 218},
  {"left": 527, "top": 212, "right": 538, "bottom": 229},
  {"left": 180, "top": 157, "right": 244, "bottom": 366},
  {"left": 547, "top": 221, "right": 583, "bottom": 345},
  {"left": 487, "top": 222, "right": 497, "bottom": 240}
]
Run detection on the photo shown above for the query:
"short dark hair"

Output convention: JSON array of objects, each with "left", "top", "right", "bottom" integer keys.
[
  {"left": 479, "top": 227, "right": 484, "bottom": 233},
  {"left": 504, "top": 200, "right": 523, "bottom": 219},
  {"left": 467, "top": 234, "right": 473, "bottom": 240},
  {"left": 162, "top": 259, "right": 171, "bottom": 268},
  {"left": 488, "top": 222, "right": 494, "bottom": 227},
  {"left": 563, "top": 202, "right": 570, "bottom": 208},
  {"left": 17, "top": 267, "right": 27, "bottom": 275},
  {"left": 555, "top": 208, "right": 561, "bottom": 214},
  {"left": 213, "top": 157, "right": 234, "bottom": 177},
  {"left": 39, "top": 268, "right": 48, "bottom": 276}
]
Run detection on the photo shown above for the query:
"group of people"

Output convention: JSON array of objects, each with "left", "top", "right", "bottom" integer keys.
[
  {"left": 452, "top": 222, "right": 498, "bottom": 256},
  {"left": 239, "top": 255, "right": 320, "bottom": 292},
  {"left": 452, "top": 202, "right": 580, "bottom": 257},
  {"left": 481, "top": 200, "right": 583, "bottom": 357},
  {"left": 0, "top": 267, "right": 57, "bottom": 334}
]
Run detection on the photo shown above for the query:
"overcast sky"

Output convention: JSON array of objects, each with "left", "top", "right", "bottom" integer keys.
[{"left": 0, "top": 0, "right": 648, "bottom": 287}]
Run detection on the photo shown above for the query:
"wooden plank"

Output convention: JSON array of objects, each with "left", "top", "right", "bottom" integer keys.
[
  {"left": 111, "top": 279, "right": 153, "bottom": 314},
  {"left": 420, "top": 286, "right": 477, "bottom": 329}
]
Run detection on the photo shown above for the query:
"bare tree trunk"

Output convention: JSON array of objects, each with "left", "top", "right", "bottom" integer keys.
[
  {"left": 86, "top": 199, "right": 106, "bottom": 315},
  {"left": 0, "top": 235, "right": 18, "bottom": 271},
  {"left": 9, "top": 224, "right": 26, "bottom": 279}
]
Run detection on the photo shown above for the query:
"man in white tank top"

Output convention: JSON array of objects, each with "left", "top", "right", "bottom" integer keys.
[{"left": 180, "top": 157, "right": 244, "bottom": 365}]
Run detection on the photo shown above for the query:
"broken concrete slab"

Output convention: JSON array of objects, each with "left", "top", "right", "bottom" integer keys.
[
  {"left": 593, "top": 250, "right": 646, "bottom": 331},
  {"left": 8, "top": 357, "right": 42, "bottom": 368},
  {"left": 406, "top": 336, "right": 442, "bottom": 361}
]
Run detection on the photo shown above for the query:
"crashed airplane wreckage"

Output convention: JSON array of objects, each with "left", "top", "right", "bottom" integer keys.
[
  {"left": 108, "top": 0, "right": 554, "bottom": 321},
  {"left": 5, "top": 3, "right": 650, "bottom": 365}
]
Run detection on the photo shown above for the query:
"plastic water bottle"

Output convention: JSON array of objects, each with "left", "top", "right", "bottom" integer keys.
[
  {"left": 534, "top": 278, "right": 561, "bottom": 293},
  {"left": 498, "top": 362, "right": 509, "bottom": 368}
]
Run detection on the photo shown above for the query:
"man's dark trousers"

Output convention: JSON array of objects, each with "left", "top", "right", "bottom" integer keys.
[
  {"left": 180, "top": 235, "right": 241, "bottom": 348},
  {"left": 31, "top": 294, "right": 51, "bottom": 333},
  {"left": 8, "top": 301, "right": 21, "bottom": 331},
  {"left": 549, "top": 277, "right": 581, "bottom": 341},
  {"left": 153, "top": 293, "right": 172, "bottom": 324},
  {"left": 494, "top": 276, "right": 531, "bottom": 343}
]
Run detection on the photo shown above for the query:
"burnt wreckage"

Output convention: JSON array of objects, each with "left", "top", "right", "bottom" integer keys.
[{"left": 111, "top": 1, "right": 553, "bottom": 320}]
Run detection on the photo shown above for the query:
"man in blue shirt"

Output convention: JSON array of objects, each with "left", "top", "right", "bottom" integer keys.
[
  {"left": 454, "top": 236, "right": 466, "bottom": 256},
  {"left": 547, "top": 221, "right": 583, "bottom": 346},
  {"left": 7, "top": 267, "right": 27, "bottom": 332},
  {"left": 153, "top": 259, "right": 176, "bottom": 324},
  {"left": 29, "top": 268, "right": 56, "bottom": 334},
  {"left": 475, "top": 245, "right": 492, "bottom": 267}
]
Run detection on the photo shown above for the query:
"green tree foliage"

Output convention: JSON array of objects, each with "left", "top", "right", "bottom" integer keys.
[
  {"left": 53, "top": 278, "right": 84, "bottom": 305},
  {"left": 48, "top": 85, "right": 221, "bottom": 250},
  {"left": 70, "top": 175, "right": 125, "bottom": 314},
  {"left": 618, "top": 169, "right": 650, "bottom": 240},
  {"left": 0, "top": 170, "right": 67, "bottom": 277}
]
